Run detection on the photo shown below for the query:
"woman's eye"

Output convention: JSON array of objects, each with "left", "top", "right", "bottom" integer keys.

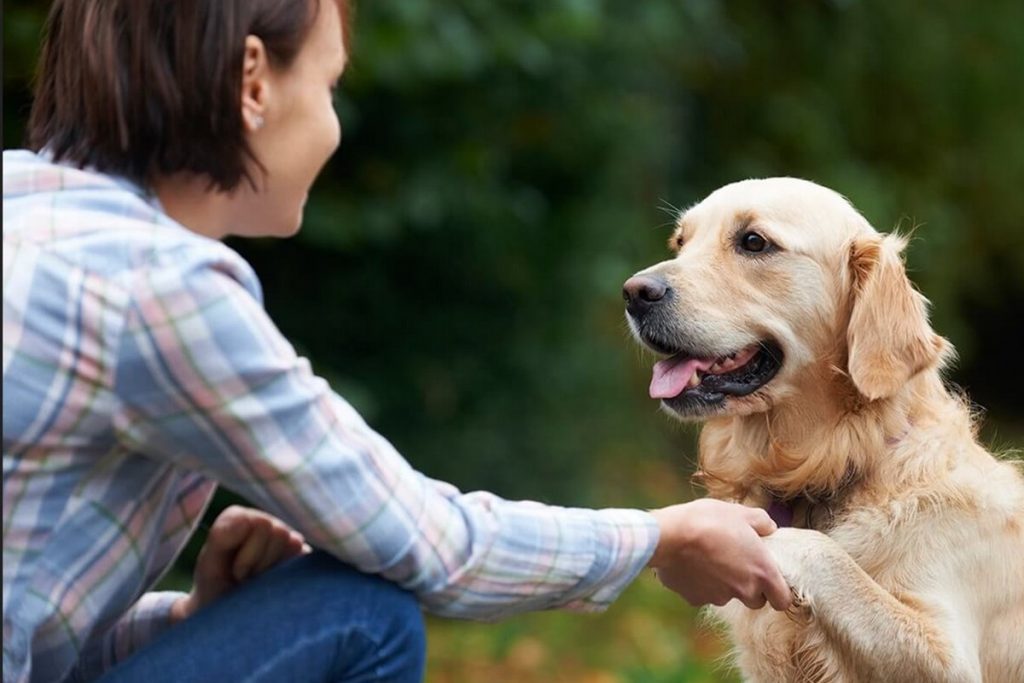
[{"left": 740, "top": 231, "right": 768, "bottom": 253}]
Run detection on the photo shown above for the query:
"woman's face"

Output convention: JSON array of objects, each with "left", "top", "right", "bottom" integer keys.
[{"left": 233, "top": 0, "right": 347, "bottom": 238}]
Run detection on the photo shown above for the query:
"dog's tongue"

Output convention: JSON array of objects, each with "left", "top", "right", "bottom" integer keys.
[{"left": 650, "top": 354, "right": 715, "bottom": 399}]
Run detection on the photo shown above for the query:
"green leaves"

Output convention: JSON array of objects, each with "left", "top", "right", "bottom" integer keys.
[{"left": 5, "top": 0, "right": 1021, "bottom": 503}]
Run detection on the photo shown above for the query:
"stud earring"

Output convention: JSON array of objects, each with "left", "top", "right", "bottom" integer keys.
[{"left": 253, "top": 114, "right": 265, "bottom": 130}]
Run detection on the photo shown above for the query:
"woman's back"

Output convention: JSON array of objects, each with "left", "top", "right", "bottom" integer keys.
[{"left": 2, "top": 149, "right": 252, "bottom": 682}]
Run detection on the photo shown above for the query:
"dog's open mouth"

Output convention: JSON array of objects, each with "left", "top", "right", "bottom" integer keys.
[{"left": 648, "top": 341, "right": 784, "bottom": 412}]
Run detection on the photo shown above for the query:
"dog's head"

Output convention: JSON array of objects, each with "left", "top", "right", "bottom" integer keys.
[{"left": 625, "top": 177, "right": 950, "bottom": 421}]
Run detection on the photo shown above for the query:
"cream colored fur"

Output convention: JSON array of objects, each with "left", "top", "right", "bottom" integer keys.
[{"left": 632, "top": 178, "right": 1024, "bottom": 682}]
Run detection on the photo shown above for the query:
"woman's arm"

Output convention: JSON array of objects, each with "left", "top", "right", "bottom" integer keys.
[{"left": 112, "top": 256, "right": 659, "bottom": 619}]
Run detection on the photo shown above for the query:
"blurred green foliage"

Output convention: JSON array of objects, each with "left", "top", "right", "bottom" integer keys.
[{"left": 4, "top": 1, "right": 1022, "bottom": 680}]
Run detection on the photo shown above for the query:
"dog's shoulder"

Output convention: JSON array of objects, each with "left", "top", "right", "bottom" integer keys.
[{"left": 829, "top": 447, "right": 1023, "bottom": 574}]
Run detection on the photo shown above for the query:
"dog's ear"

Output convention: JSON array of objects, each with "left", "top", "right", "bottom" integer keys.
[{"left": 846, "top": 234, "right": 949, "bottom": 401}]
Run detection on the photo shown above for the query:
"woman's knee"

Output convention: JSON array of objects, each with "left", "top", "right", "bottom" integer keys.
[
  {"left": 96, "top": 552, "right": 425, "bottom": 683},
  {"left": 278, "top": 551, "right": 426, "bottom": 679},
  {"left": 365, "top": 576, "right": 426, "bottom": 681}
]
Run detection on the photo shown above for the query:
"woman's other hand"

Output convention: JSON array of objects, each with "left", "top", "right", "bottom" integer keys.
[{"left": 171, "top": 506, "right": 310, "bottom": 622}]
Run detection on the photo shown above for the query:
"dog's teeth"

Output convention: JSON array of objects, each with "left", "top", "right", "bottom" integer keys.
[{"left": 688, "top": 372, "right": 701, "bottom": 388}]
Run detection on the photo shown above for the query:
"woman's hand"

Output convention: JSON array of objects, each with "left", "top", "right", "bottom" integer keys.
[
  {"left": 648, "top": 498, "right": 792, "bottom": 611},
  {"left": 171, "top": 506, "right": 310, "bottom": 622}
]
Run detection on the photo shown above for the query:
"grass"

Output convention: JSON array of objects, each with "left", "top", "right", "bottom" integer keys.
[{"left": 425, "top": 576, "right": 740, "bottom": 683}]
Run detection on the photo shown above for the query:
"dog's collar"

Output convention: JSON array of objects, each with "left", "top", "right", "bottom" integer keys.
[
  {"left": 765, "top": 493, "right": 840, "bottom": 530},
  {"left": 757, "top": 424, "right": 910, "bottom": 529},
  {"left": 767, "top": 499, "right": 795, "bottom": 527}
]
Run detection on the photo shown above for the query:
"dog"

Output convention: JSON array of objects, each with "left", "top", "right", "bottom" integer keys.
[{"left": 624, "top": 178, "right": 1024, "bottom": 683}]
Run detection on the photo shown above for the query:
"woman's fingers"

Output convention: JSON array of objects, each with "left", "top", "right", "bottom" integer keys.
[
  {"left": 231, "top": 515, "right": 272, "bottom": 581},
  {"left": 740, "top": 592, "right": 768, "bottom": 610},
  {"left": 747, "top": 507, "right": 778, "bottom": 537},
  {"left": 196, "top": 506, "right": 251, "bottom": 581},
  {"left": 231, "top": 511, "right": 307, "bottom": 580},
  {"left": 763, "top": 564, "right": 795, "bottom": 611},
  {"left": 206, "top": 506, "right": 253, "bottom": 553},
  {"left": 184, "top": 506, "right": 308, "bottom": 619},
  {"left": 252, "top": 522, "right": 299, "bottom": 574},
  {"left": 648, "top": 499, "right": 793, "bottom": 611},
  {"left": 192, "top": 506, "right": 310, "bottom": 597}
]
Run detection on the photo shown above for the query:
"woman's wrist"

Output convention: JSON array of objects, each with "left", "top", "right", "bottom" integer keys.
[{"left": 647, "top": 503, "right": 696, "bottom": 569}]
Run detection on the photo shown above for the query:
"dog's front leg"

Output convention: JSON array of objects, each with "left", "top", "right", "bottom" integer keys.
[{"left": 763, "top": 528, "right": 980, "bottom": 683}]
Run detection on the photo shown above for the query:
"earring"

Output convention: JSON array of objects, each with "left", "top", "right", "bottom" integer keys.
[{"left": 253, "top": 114, "right": 265, "bottom": 130}]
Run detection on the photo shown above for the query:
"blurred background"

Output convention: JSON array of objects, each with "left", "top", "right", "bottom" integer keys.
[{"left": 5, "top": 1, "right": 1022, "bottom": 680}]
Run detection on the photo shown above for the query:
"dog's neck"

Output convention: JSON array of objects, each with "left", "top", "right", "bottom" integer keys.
[
  {"left": 698, "top": 366, "right": 956, "bottom": 509},
  {"left": 765, "top": 493, "right": 841, "bottom": 530}
]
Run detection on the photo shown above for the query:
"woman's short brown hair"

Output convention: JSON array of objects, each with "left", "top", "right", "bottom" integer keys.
[{"left": 27, "top": 0, "right": 349, "bottom": 192}]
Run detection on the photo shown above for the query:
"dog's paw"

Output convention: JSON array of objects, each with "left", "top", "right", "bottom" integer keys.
[{"left": 763, "top": 527, "right": 836, "bottom": 595}]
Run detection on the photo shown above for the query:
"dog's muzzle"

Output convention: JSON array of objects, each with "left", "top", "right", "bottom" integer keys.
[{"left": 622, "top": 275, "right": 670, "bottom": 319}]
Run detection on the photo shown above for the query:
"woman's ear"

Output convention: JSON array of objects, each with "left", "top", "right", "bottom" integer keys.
[
  {"left": 241, "top": 35, "right": 270, "bottom": 132},
  {"left": 846, "top": 233, "right": 950, "bottom": 401}
]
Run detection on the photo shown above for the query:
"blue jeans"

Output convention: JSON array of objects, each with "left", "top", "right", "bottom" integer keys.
[{"left": 96, "top": 551, "right": 426, "bottom": 682}]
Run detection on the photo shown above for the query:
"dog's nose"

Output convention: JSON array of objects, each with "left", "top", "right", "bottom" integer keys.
[{"left": 622, "top": 275, "right": 669, "bottom": 316}]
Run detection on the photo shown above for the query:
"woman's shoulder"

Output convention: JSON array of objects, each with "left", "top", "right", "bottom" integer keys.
[
  {"left": 3, "top": 148, "right": 142, "bottom": 203},
  {"left": 3, "top": 149, "right": 261, "bottom": 302}
]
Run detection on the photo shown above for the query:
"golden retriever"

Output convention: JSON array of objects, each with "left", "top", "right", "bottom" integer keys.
[{"left": 623, "top": 178, "right": 1024, "bottom": 683}]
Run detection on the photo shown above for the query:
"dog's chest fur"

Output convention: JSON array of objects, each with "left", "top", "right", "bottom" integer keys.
[
  {"left": 717, "top": 598, "right": 847, "bottom": 683},
  {"left": 714, "top": 506, "right": 908, "bottom": 683}
]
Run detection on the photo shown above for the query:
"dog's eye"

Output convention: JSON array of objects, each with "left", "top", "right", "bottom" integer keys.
[{"left": 740, "top": 231, "right": 769, "bottom": 253}]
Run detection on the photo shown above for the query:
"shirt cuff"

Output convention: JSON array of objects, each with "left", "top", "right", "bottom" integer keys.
[
  {"left": 108, "top": 591, "right": 186, "bottom": 665},
  {"left": 71, "top": 591, "right": 186, "bottom": 681},
  {"left": 563, "top": 508, "right": 660, "bottom": 612}
]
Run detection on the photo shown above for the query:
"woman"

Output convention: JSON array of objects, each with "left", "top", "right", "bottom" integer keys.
[{"left": 2, "top": 1, "right": 791, "bottom": 681}]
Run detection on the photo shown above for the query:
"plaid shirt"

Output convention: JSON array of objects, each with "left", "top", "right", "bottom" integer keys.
[{"left": 2, "top": 150, "right": 659, "bottom": 683}]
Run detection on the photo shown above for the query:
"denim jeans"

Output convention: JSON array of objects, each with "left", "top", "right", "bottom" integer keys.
[{"left": 96, "top": 551, "right": 426, "bottom": 682}]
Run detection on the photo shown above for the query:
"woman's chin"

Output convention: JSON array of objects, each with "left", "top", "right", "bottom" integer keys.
[
  {"left": 283, "top": 220, "right": 303, "bottom": 238},
  {"left": 265, "top": 207, "right": 306, "bottom": 238}
]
